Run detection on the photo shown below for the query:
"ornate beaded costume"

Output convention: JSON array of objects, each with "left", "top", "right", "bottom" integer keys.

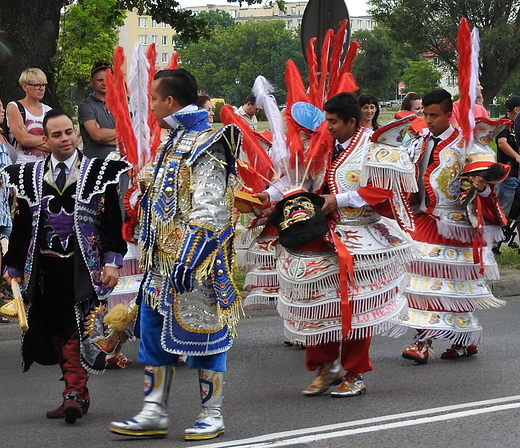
[{"left": 138, "top": 109, "right": 242, "bottom": 356}]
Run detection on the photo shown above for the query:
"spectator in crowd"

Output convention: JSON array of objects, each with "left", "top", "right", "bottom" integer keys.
[
  {"left": 78, "top": 62, "right": 117, "bottom": 159},
  {"left": 358, "top": 93, "right": 380, "bottom": 134},
  {"left": 494, "top": 95, "right": 520, "bottom": 254},
  {"left": 197, "top": 94, "right": 215, "bottom": 124},
  {"left": 400, "top": 92, "right": 424, "bottom": 117},
  {"left": 235, "top": 93, "right": 259, "bottom": 130},
  {"left": 5, "top": 68, "right": 51, "bottom": 163},
  {"left": 451, "top": 82, "right": 489, "bottom": 128}
]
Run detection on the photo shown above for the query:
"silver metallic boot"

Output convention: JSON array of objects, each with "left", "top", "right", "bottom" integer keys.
[
  {"left": 185, "top": 369, "right": 225, "bottom": 440},
  {"left": 110, "top": 365, "right": 173, "bottom": 438}
]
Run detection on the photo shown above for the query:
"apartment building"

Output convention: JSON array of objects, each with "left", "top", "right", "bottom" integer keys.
[{"left": 117, "top": 2, "right": 376, "bottom": 69}]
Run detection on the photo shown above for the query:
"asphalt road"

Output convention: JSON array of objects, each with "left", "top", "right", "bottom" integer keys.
[{"left": 2, "top": 299, "right": 520, "bottom": 448}]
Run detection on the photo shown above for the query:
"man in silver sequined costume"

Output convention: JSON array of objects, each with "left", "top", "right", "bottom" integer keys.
[{"left": 110, "top": 69, "right": 241, "bottom": 440}]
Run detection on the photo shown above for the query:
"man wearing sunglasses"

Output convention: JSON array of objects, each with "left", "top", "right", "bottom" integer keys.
[{"left": 78, "top": 62, "right": 117, "bottom": 160}]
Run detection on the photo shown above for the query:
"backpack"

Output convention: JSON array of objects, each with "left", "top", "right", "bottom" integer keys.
[{"left": 1, "top": 101, "right": 26, "bottom": 146}]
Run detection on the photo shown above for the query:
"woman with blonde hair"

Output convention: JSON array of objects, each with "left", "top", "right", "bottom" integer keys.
[{"left": 6, "top": 68, "right": 51, "bottom": 163}]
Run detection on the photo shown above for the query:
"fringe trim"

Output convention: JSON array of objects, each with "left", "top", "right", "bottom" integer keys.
[
  {"left": 282, "top": 313, "right": 405, "bottom": 346},
  {"left": 244, "top": 271, "right": 279, "bottom": 289},
  {"left": 406, "top": 294, "right": 506, "bottom": 312},
  {"left": 240, "top": 225, "right": 264, "bottom": 245},
  {"left": 386, "top": 325, "right": 482, "bottom": 346},
  {"left": 243, "top": 292, "right": 278, "bottom": 310},
  {"left": 361, "top": 167, "right": 418, "bottom": 193},
  {"left": 437, "top": 220, "right": 474, "bottom": 243},
  {"left": 409, "top": 259, "right": 499, "bottom": 281},
  {"left": 244, "top": 252, "right": 277, "bottom": 269}
]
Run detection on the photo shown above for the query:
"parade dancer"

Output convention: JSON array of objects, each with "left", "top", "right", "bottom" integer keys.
[{"left": 110, "top": 69, "right": 241, "bottom": 440}]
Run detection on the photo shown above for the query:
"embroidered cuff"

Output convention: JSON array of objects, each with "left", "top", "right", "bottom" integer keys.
[{"left": 103, "top": 252, "right": 124, "bottom": 268}]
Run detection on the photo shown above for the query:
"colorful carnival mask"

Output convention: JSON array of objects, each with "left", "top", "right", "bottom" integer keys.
[{"left": 269, "top": 192, "right": 328, "bottom": 248}]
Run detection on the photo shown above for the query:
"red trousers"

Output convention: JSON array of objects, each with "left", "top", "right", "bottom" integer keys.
[
  {"left": 305, "top": 337, "right": 373, "bottom": 374},
  {"left": 51, "top": 331, "right": 89, "bottom": 399}
]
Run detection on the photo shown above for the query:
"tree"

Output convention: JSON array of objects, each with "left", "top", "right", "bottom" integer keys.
[
  {"left": 401, "top": 59, "right": 442, "bottom": 95},
  {"left": 350, "top": 27, "right": 405, "bottom": 100},
  {"left": 0, "top": 0, "right": 285, "bottom": 106},
  {"left": 56, "top": 0, "right": 126, "bottom": 106},
  {"left": 174, "top": 9, "right": 236, "bottom": 47},
  {"left": 179, "top": 20, "right": 305, "bottom": 106},
  {"left": 197, "top": 9, "right": 236, "bottom": 29},
  {"left": 368, "top": 0, "right": 520, "bottom": 105}
]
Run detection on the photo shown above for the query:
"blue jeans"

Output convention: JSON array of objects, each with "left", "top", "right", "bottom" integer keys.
[{"left": 497, "top": 176, "right": 520, "bottom": 217}]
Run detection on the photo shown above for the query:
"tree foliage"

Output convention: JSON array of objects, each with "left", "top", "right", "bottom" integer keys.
[
  {"left": 351, "top": 27, "right": 404, "bottom": 100},
  {"left": 0, "top": 0, "right": 285, "bottom": 106},
  {"left": 401, "top": 59, "right": 442, "bottom": 95},
  {"left": 179, "top": 20, "right": 305, "bottom": 106},
  {"left": 56, "top": 0, "right": 126, "bottom": 105},
  {"left": 368, "top": 0, "right": 520, "bottom": 104}
]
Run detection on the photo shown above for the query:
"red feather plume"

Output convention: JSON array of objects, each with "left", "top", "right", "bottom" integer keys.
[
  {"left": 304, "top": 120, "right": 333, "bottom": 177},
  {"left": 339, "top": 41, "right": 360, "bottom": 78},
  {"left": 168, "top": 52, "right": 179, "bottom": 70},
  {"left": 284, "top": 60, "right": 309, "bottom": 168},
  {"left": 105, "top": 47, "right": 138, "bottom": 164},
  {"left": 219, "top": 105, "right": 274, "bottom": 189},
  {"left": 146, "top": 44, "right": 160, "bottom": 161},
  {"left": 327, "top": 20, "right": 348, "bottom": 100},
  {"left": 317, "top": 29, "right": 334, "bottom": 106},
  {"left": 457, "top": 17, "right": 472, "bottom": 147},
  {"left": 306, "top": 37, "right": 319, "bottom": 107}
]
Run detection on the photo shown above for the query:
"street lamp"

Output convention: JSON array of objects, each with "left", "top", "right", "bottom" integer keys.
[{"left": 235, "top": 77, "right": 240, "bottom": 108}]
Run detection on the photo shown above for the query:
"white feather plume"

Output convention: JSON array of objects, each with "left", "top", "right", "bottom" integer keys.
[
  {"left": 252, "top": 76, "right": 289, "bottom": 176},
  {"left": 128, "top": 42, "right": 151, "bottom": 170},
  {"left": 468, "top": 27, "right": 480, "bottom": 150}
]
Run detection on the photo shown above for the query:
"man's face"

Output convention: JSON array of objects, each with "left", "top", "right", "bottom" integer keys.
[
  {"left": 325, "top": 112, "right": 356, "bottom": 143},
  {"left": 43, "top": 115, "right": 77, "bottom": 161},
  {"left": 151, "top": 79, "right": 179, "bottom": 129},
  {"left": 423, "top": 103, "right": 451, "bottom": 137},
  {"left": 90, "top": 69, "right": 108, "bottom": 96},
  {"left": 243, "top": 102, "right": 259, "bottom": 116}
]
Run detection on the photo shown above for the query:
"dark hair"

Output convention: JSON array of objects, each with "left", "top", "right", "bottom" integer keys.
[
  {"left": 324, "top": 92, "right": 361, "bottom": 126},
  {"left": 244, "top": 93, "right": 256, "bottom": 105},
  {"left": 422, "top": 89, "right": 452, "bottom": 113},
  {"left": 197, "top": 94, "right": 211, "bottom": 108},
  {"left": 154, "top": 69, "right": 198, "bottom": 107},
  {"left": 43, "top": 109, "right": 74, "bottom": 136},
  {"left": 358, "top": 93, "right": 380, "bottom": 129},
  {"left": 401, "top": 92, "right": 421, "bottom": 111}
]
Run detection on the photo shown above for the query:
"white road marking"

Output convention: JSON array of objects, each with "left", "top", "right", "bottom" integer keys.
[{"left": 197, "top": 395, "right": 520, "bottom": 447}]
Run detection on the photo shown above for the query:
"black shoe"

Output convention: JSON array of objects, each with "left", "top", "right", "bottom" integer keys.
[
  {"left": 492, "top": 246, "right": 502, "bottom": 255},
  {"left": 509, "top": 241, "right": 519, "bottom": 249}
]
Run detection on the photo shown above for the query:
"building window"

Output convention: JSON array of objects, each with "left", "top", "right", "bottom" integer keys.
[
  {"left": 230, "top": 10, "right": 236, "bottom": 18},
  {"left": 357, "top": 20, "right": 363, "bottom": 29},
  {"left": 152, "top": 19, "right": 158, "bottom": 28},
  {"left": 286, "top": 19, "right": 293, "bottom": 29},
  {"left": 138, "top": 17, "right": 147, "bottom": 28},
  {"left": 162, "top": 53, "right": 168, "bottom": 63},
  {"left": 152, "top": 35, "right": 158, "bottom": 44},
  {"left": 138, "top": 35, "right": 148, "bottom": 45},
  {"left": 297, "top": 19, "right": 302, "bottom": 27},
  {"left": 367, "top": 20, "right": 374, "bottom": 30},
  {"left": 162, "top": 23, "right": 168, "bottom": 28},
  {"left": 291, "top": 6, "right": 296, "bottom": 15},
  {"left": 162, "top": 35, "right": 168, "bottom": 46}
]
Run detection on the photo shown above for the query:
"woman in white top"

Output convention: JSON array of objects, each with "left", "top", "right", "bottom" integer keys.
[{"left": 6, "top": 68, "right": 51, "bottom": 163}]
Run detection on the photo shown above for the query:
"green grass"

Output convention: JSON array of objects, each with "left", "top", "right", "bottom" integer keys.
[
  {"left": 494, "top": 245, "right": 520, "bottom": 269},
  {"left": 234, "top": 265, "right": 247, "bottom": 291}
]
